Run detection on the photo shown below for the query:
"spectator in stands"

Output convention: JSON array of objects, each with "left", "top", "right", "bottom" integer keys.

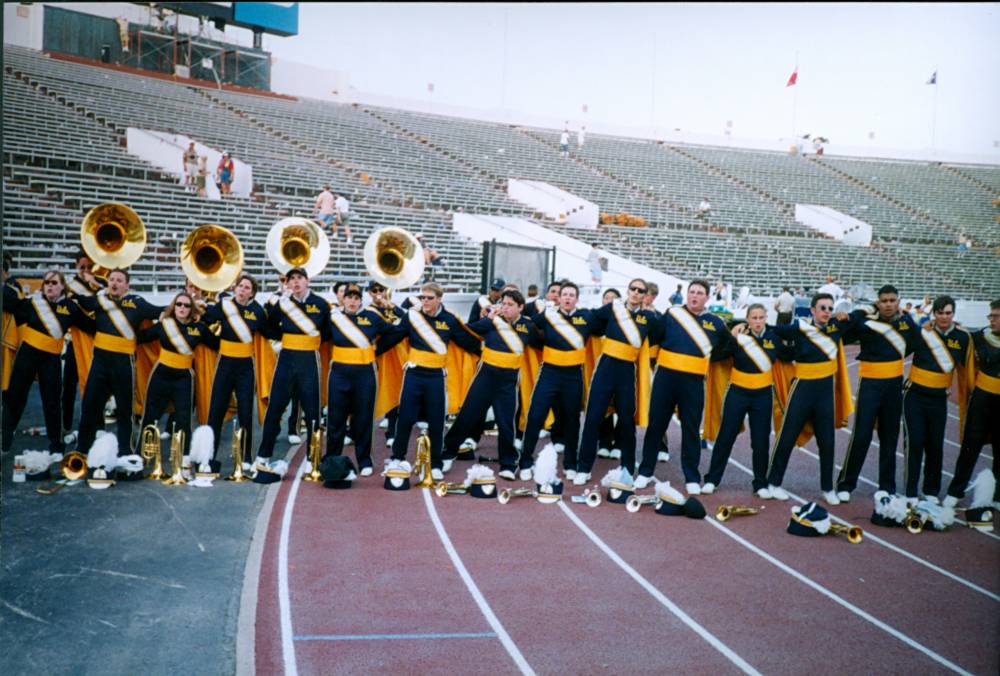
[
  {"left": 775, "top": 286, "right": 795, "bottom": 325},
  {"left": 183, "top": 142, "right": 198, "bottom": 189},
  {"left": 644, "top": 282, "right": 660, "bottom": 311},
  {"left": 587, "top": 243, "right": 604, "bottom": 285},
  {"left": 217, "top": 152, "right": 234, "bottom": 195},
  {"left": 918, "top": 295, "right": 932, "bottom": 325},
  {"left": 696, "top": 197, "right": 712, "bottom": 220},
  {"left": 334, "top": 193, "right": 353, "bottom": 244},
  {"left": 957, "top": 232, "right": 970, "bottom": 256},
  {"left": 314, "top": 185, "right": 336, "bottom": 236},
  {"left": 668, "top": 283, "right": 683, "bottom": 306},
  {"left": 416, "top": 234, "right": 442, "bottom": 281},
  {"left": 712, "top": 280, "right": 731, "bottom": 308},
  {"left": 794, "top": 287, "right": 811, "bottom": 318},
  {"left": 577, "top": 125, "right": 586, "bottom": 148},
  {"left": 817, "top": 276, "right": 844, "bottom": 302},
  {"left": 196, "top": 156, "right": 208, "bottom": 198},
  {"left": 560, "top": 128, "right": 570, "bottom": 158}
]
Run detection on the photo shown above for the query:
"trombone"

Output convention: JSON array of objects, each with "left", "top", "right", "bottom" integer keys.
[
  {"left": 141, "top": 423, "right": 165, "bottom": 480},
  {"left": 716, "top": 505, "right": 763, "bottom": 522},
  {"left": 829, "top": 523, "right": 864, "bottom": 544},
  {"left": 35, "top": 452, "right": 88, "bottom": 495}
]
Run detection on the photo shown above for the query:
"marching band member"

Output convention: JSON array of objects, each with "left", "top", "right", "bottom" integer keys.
[
  {"left": 702, "top": 303, "right": 787, "bottom": 497},
  {"left": 325, "top": 283, "right": 394, "bottom": 475},
  {"left": 378, "top": 282, "right": 481, "bottom": 481},
  {"left": 764, "top": 293, "right": 853, "bottom": 505},
  {"left": 518, "top": 281, "right": 595, "bottom": 480},
  {"left": 2, "top": 270, "right": 92, "bottom": 455},
  {"left": 576, "top": 279, "right": 656, "bottom": 485},
  {"left": 636, "top": 280, "right": 727, "bottom": 493},
  {"left": 945, "top": 299, "right": 999, "bottom": 507},
  {"left": 255, "top": 267, "right": 330, "bottom": 465},
  {"left": 74, "top": 268, "right": 164, "bottom": 457},
  {"left": 63, "top": 250, "right": 105, "bottom": 437},
  {"left": 468, "top": 277, "right": 505, "bottom": 322},
  {"left": 835, "top": 285, "right": 917, "bottom": 502},
  {"left": 136, "top": 291, "right": 218, "bottom": 455},
  {"left": 367, "top": 280, "right": 403, "bottom": 447},
  {"left": 203, "top": 273, "right": 267, "bottom": 458},
  {"left": 2, "top": 252, "right": 23, "bottom": 395},
  {"left": 903, "top": 295, "right": 974, "bottom": 503},
  {"left": 443, "top": 289, "right": 537, "bottom": 479},
  {"left": 642, "top": 282, "right": 671, "bottom": 464}
]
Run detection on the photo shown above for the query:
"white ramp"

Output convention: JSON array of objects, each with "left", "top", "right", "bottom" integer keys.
[
  {"left": 794, "top": 204, "right": 872, "bottom": 246},
  {"left": 126, "top": 129, "right": 253, "bottom": 199},
  {"left": 453, "top": 214, "right": 683, "bottom": 310},
  {"left": 507, "top": 179, "right": 598, "bottom": 228}
]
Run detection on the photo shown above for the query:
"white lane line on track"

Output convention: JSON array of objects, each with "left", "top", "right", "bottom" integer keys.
[
  {"left": 706, "top": 518, "right": 974, "bottom": 676},
  {"left": 237, "top": 475, "right": 281, "bottom": 676},
  {"left": 278, "top": 462, "right": 306, "bottom": 676},
  {"left": 422, "top": 489, "right": 535, "bottom": 676},
  {"left": 719, "top": 451, "right": 1000, "bottom": 602},
  {"left": 558, "top": 501, "right": 762, "bottom": 676}
]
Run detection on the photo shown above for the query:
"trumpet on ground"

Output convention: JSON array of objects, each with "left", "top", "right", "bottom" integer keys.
[
  {"left": 626, "top": 494, "right": 661, "bottom": 513},
  {"left": 435, "top": 482, "right": 469, "bottom": 497},
  {"left": 497, "top": 487, "right": 535, "bottom": 504},
  {"left": 828, "top": 522, "right": 864, "bottom": 544},
  {"left": 35, "top": 452, "right": 88, "bottom": 495},
  {"left": 570, "top": 487, "right": 602, "bottom": 507},
  {"left": 716, "top": 505, "right": 763, "bottom": 522}
]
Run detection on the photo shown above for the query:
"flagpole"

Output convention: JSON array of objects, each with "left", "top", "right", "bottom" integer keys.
[
  {"left": 791, "top": 53, "right": 798, "bottom": 140},
  {"left": 930, "top": 65, "right": 938, "bottom": 156},
  {"left": 650, "top": 31, "right": 657, "bottom": 135}
]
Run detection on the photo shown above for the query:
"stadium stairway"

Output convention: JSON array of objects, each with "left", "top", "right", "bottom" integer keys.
[{"left": 939, "top": 163, "right": 998, "bottom": 195}]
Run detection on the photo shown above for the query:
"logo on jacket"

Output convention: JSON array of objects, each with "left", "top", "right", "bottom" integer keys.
[
  {"left": 572, "top": 317, "right": 587, "bottom": 325},
  {"left": 357, "top": 317, "right": 371, "bottom": 326},
  {"left": 947, "top": 339, "right": 961, "bottom": 349},
  {"left": 306, "top": 304, "right": 320, "bottom": 313},
  {"left": 56, "top": 305, "right": 71, "bottom": 316},
  {"left": 435, "top": 320, "right": 449, "bottom": 330},
  {"left": 763, "top": 339, "right": 775, "bottom": 349},
  {"left": 702, "top": 320, "right": 716, "bottom": 331}
]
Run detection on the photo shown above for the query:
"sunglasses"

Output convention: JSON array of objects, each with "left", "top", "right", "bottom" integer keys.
[
  {"left": 175, "top": 302, "right": 192, "bottom": 308},
  {"left": 418, "top": 295, "right": 436, "bottom": 301},
  {"left": 816, "top": 305, "right": 833, "bottom": 311},
  {"left": 629, "top": 286, "right": 647, "bottom": 293}
]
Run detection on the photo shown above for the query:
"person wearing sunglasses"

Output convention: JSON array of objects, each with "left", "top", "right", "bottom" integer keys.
[
  {"left": 945, "top": 298, "right": 1000, "bottom": 509},
  {"left": 903, "top": 295, "right": 974, "bottom": 505},
  {"left": 575, "top": 280, "right": 657, "bottom": 486},
  {"left": 135, "top": 292, "right": 219, "bottom": 467},
  {"left": 366, "top": 280, "right": 404, "bottom": 450},
  {"left": 763, "top": 292, "right": 853, "bottom": 505},
  {"left": 834, "top": 284, "right": 918, "bottom": 503},
  {"left": 377, "top": 282, "right": 482, "bottom": 483},
  {"left": 2, "top": 270, "right": 92, "bottom": 457},
  {"left": 61, "top": 251, "right": 107, "bottom": 441},
  {"left": 325, "top": 283, "right": 396, "bottom": 476},
  {"left": 635, "top": 279, "right": 728, "bottom": 494},
  {"left": 254, "top": 267, "right": 331, "bottom": 475},
  {"left": 73, "top": 268, "right": 165, "bottom": 462},
  {"left": 202, "top": 274, "right": 267, "bottom": 462}
]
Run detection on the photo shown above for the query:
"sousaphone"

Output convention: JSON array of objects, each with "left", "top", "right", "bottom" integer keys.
[
  {"left": 181, "top": 224, "right": 244, "bottom": 294},
  {"left": 80, "top": 202, "right": 147, "bottom": 275},
  {"left": 363, "top": 227, "right": 425, "bottom": 289},
  {"left": 266, "top": 218, "right": 330, "bottom": 278}
]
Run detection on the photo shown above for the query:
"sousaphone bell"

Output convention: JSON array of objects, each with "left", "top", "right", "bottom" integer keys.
[
  {"left": 80, "top": 202, "right": 147, "bottom": 276},
  {"left": 364, "top": 227, "right": 425, "bottom": 290},
  {"left": 266, "top": 218, "right": 330, "bottom": 278},
  {"left": 181, "top": 224, "right": 244, "bottom": 294}
]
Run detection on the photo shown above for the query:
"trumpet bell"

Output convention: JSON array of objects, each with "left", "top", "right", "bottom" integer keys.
[
  {"left": 61, "top": 451, "right": 88, "bottom": 481},
  {"left": 829, "top": 522, "right": 864, "bottom": 544},
  {"left": 364, "top": 227, "right": 425, "bottom": 290},
  {"left": 267, "top": 218, "right": 330, "bottom": 278},
  {"left": 81, "top": 203, "right": 146, "bottom": 271},
  {"left": 181, "top": 224, "right": 244, "bottom": 293}
]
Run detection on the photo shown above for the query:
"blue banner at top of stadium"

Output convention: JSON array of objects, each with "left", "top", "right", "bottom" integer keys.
[{"left": 232, "top": 2, "right": 299, "bottom": 37}]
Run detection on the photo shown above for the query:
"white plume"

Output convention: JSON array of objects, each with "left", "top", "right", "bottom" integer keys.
[
  {"left": 532, "top": 444, "right": 560, "bottom": 486},
  {"left": 655, "top": 480, "right": 684, "bottom": 505},
  {"left": 22, "top": 450, "right": 55, "bottom": 474},
  {"left": 86, "top": 434, "right": 119, "bottom": 469},
  {"left": 970, "top": 469, "right": 996, "bottom": 509},
  {"left": 916, "top": 501, "right": 954, "bottom": 531},
  {"left": 189, "top": 425, "right": 215, "bottom": 467},
  {"left": 464, "top": 463, "right": 495, "bottom": 486},
  {"left": 270, "top": 460, "right": 289, "bottom": 477},
  {"left": 874, "top": 492, "right": 909, "bottom": 523},
  {"left": 601, "top": 467, "right": 633, "bottom": 487},
  {"left": 115, "top": 454, "right": 144, "bottom": 473}
]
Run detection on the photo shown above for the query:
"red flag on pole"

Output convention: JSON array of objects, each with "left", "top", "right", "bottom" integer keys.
[{"left": 786, "top": 68, "right": 798, "bottom": 87}]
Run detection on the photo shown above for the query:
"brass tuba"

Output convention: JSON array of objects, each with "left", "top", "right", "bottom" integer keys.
[
  {"left": 412, "top": 428, "right": 435, "bottom": 489},
  {"left": 81, "top": 202, "right": 147, "bottom": 276},
  {"left": 181, "top": 224, "right": 243, "bottom": 295},
  {"left": 35, "top": 452, "right": 88, "bottom": 495},
  {"left": 266, "top": 218, "right": 330, "bottom": 278},
  {"left": 364, "top": 227, "right": 425, "bottom": 290},
  {"left": 828, "top": 522, "right": 864, "bottom": 544},
  {"left": 141, "top": 423, "right": 165, "bottom": 480},
  {"left": 162, "top": 425, "right": 188, "bottom": 485},
  {"left": 716, "top": 505, "right": 763, "bottom": 522},
  {"left": 226, "top": 424, "right": 249, "bottom": 482}
]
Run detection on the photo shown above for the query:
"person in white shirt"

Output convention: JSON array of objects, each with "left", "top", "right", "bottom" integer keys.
[
  {"left": 587, "top": 243, "right": 604, "bottom": 284},
  {"left": 817, "top": 276, "right": 844, "bottom": 302},
  {"left": 334, "top": 193, "right": 353, "bottom": 244},
  {"left": 577, "top": 125, "right": 586, "bottom": 148},
  {"left": 774, "top": 286, "right": 795, "bottom": 324},
  {"left": 560, "top": 129, "right": 570, "bottom": 158},
  {"left": 696, "top": 197, "right": 712, "bottom": 220}
]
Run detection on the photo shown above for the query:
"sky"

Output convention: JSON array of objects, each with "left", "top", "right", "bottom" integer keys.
[{"left": 259, "top": 2, "right": 1000, "bottom": 159}]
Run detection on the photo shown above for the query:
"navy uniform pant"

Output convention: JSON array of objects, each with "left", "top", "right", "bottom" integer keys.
[
  {"left": 138, "top": 365, "right": 193, "bottom": 454},
  {"left": 78, "top": 349, "right": 135, "bottom": 456},
  {"left": 578, "top": 356, "right": 637, "bottom": 474},
  {"left": 257, "top": 349, "right": 320, "bottom": 458},
  {"left": 445, "top": 364, "right": 519, "bottom": 470},
  {"left": 639, "top": 368, "right": 705, "bottom": 483},
  {"left": 207, "top": 355, "right": 255, "bottom": 458},
  {"left": 62, "top": 345, "right": 78, "bottom": 431},
  {"left": 2, "top": 343, "right": 64, "bottom": 454},
  {"left": 327, "top": 362, "right": 377, "bottom": 469},
  {"left": 705, "top": 384, "right": 773, "bottom": 490},
  {"left": 391, "top": 366, "right": 446, "bottom": 469},
  {"left": 948, "top": 388, "right": 999, "bottom": 500},
  {"left": 837, "top": 376, "right": 902, "bottom": 494},
  {"left": 903, "top": 386, "right": 947, "bottom": 498},
  {"left": 767, "top": 376, "right": 836, "bottom": 491},
  {"left": 384, "top": 406, "right": 399, "bottom": 442},
  {"left": 520, "top": 364, "right": 583, "bottom": 471}
]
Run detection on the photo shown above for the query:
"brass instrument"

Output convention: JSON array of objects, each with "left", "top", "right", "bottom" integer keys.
[
  {"left": 81, "top": 202, "right": 146, "bottom": 275},
  {"left": 716, "top": 504, "right": 763, "bottom": 522},
  {"left": 226, "top": 424, "right": 249, "bottom": 482},
  {"left": 626, "top": 494, "right": 661, "bottom": 513},
  {"left": 413, "top": 428, "right": 435, "bottom": 489},
  {"left": 364, "top": 227, "right": 425, "bottom": 290},
  {"left": 498, "top": 487, "right": 535, "bottom": 504},
  {"left": 162, "top": 424, "right": 188, "bottom": 485},
  {"left": 571, "top": 487, "right": 602, "bottom": 507},
  {"left": 304, "top": 427, "right": 323, "bottom": 483},
  {"left": 181, "top": 224, "right": 244, "bottom": 296},
  {"left": 828, "top": 522, "right": 864, "bottom": 544},
  {"left": 266, "top": 217, "right": 330, "bottom": 278},
  {"left": 905, "top": 509, "right": 925, "bottom": 534},
  {"left": 35, "top": 452, "right": 88, "bottom": 495},
  {"left": 141, "top": 423, "right": 165, "bottom": 480},
  {"left": 435, "top": 481, "right": 469, "bottom": 497}
]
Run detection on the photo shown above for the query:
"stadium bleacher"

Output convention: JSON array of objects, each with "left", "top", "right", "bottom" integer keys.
[{"left": 3, "top": 44, "right": 998, "bottom": 300}]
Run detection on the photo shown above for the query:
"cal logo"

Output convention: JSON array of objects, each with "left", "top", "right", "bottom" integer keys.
[
  {"left": 435, "top": 321, "right": 449, "bottom": 330},
  {"left": 572, "top": 317, "right": 587, "bottom": 325},
  {"left": 121, "top": 299, "right": 136, "bottom": 309},
  {"left": 948, "top": 339, "right": 961, "bottom": 349},
  {"left": 188, "top": 327, "right": 201, "bottom": 337},
  {"left": 244, "top": 311, "right": 257, "bottom": 320},
  {"left": 56, "top": 305, "right": 71, "bottom": 316},
  {"left": 357, "top": 317, "right": 371, "bottom": 326},
  {"left": 306, "top": 304, "right": 319, "bottom": 313},
  {"left": 702, "top": 320, "right": 716, "bottom": 331},
  {"left": 898, "top": 322, "right": 909, "bottom": 331},
  {"left": 636, "top": 315, "right": 647, "bottom": 325},
  {"left": 516, "top": 324, "right": 529, "bottom": 333},
  {"left": 826, "top": 325, "right": 837, "bottom": 334},
  {"left": 763, "top": 339, "right": 775, "bottom": 349}
]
